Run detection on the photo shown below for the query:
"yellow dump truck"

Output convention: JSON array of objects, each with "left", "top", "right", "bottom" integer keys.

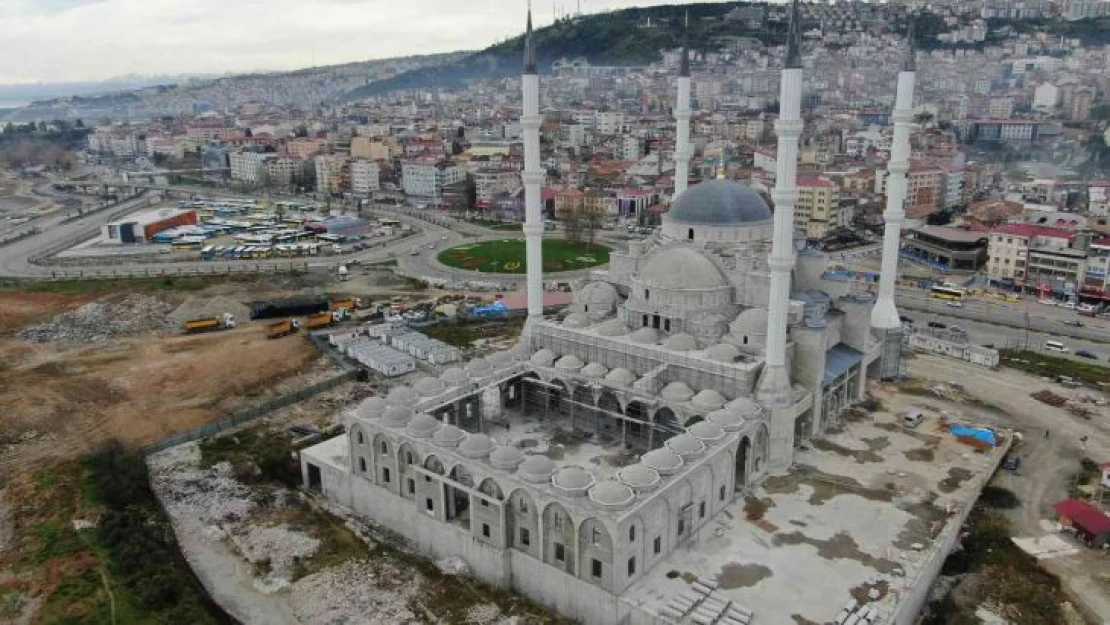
[{"left": 183, "top": 313, "right": 237, "bottom": 334}]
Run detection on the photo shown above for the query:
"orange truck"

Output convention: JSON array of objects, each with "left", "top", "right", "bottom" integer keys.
[
  {"left": 266, "top": 319, "right": 299, "bottom": 339},
  {"left": 304, "top": 312, "right": 334, "bottom": 330},
  {"left": 183, "top": 313, "right": 237, "bottom": 334}
]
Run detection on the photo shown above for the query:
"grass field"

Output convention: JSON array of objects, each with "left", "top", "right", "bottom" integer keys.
[
  {"left": 437, "top": 239, "right": 611, "bottom": 273},
  {"left": 467, "top": 219, "right": 521, "bottom": 231}
]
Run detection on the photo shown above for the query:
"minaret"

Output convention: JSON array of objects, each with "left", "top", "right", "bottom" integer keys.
[
  {"left": 757, "top": 0, "right": 805, "bottom": 409},
  {"left": 870, "top": 16, "right": 917, "bottom": 378},
  {"left": 521, "top": 5, "right": 545, "bottom": 321},
  {"left": 673, "top": 13, "right": 692, "bottom": 200}
]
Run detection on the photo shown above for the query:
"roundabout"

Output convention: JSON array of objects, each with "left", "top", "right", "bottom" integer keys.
[{"left": 436, "top": 238, "right": 611, "bottom": 274}]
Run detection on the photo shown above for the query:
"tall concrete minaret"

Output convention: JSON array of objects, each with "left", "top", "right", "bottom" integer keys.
[
  {"left": 757, "top": 0, "right": 805, "bottom": 409},
  {"left": 870, "top": 17, "right": 917, "bottom": 378},
  {"left": 673, "top": 14, "right": 692, "bottom": 200},
  {"left": 521, "top": 5, "right": 545, "bottom": 321}
]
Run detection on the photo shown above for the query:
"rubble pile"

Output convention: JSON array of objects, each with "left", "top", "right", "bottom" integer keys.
[
  {"left": 19, "top": 294, "right": 175, "bottom": 343},
  {"left": 291, "top": 558, "right": 421, "bottom": 624},
  {"left": 234, "top": 524, "right": 320, "bottom": 577},
  {"left": 151, "top": 460, "right": 257, "bottom": 525}
]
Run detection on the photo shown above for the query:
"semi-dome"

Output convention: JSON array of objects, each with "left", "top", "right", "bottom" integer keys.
[
  {"left": 706, "top": 343, "right": 742, "bottom": 363},
  {"left": 687, "top": 421, "right": 726, "bottom": 444},
  {"left": 577, "top": 281, "right": 619, "bottom": 320},
  {"left": 519, "top": 455, "right": 557, "bottom": 483},
  {"left": 641, "top": 448, "right": 684, "bottom": 475},
  {"left": 588, "top": 480, "right": 636, "bottom": 509},
  {"left": 691, "top": 389, "right": 727, "bottom": 411},
  {"left": 433, "top": 424, "right": 467, "bottom": 448},
  {"left": 707, "top": 409, "right": 745, "bottom": 432},
  {"left": 458, "top": 433, "right": 496, "bottom": 459},
  {"left": 663, "top": 332, "right": 698, "bottom": 352},
  {"left": 667, "top": 179, "right": 772, "bottom": 226},
  {"left": 581, "top": 362, "right": 608, "bottom": 379},
  {"left": 466, "top": 357, "right": 493, "bottom": 377},
  {"left": 356, "top": 397, "right": 387, "bottom": 420},
  {"left": 661, "top": 381, "right": 695, "bottom": 403},
  {"left": 530, "top": 348, "right": 557, "bottom": 367},
  {"left": 554, "top": 354, "right": 585, "bottom": 372},
  {"left": 406, "top": 413, "right": 441, "bottom": 438},
  {"left": 617, "top": 464, "right": 661, "bottom": 491},
  {"left": 382, "top": 405, "right": 414, "bottom": 428},
  {"left": 639, "top": 247, "right": 727, "bottom": 290},
  {"left": 605, "top": 367, "right": 637, "bottom": 387},
  {"left": 386, "top": 386, "right": 419, "bottom": 408},
  {"left": 596, "top": 318, "right": 630, "bottom": 336},
  {"left": 490, "top": 445, "right": 526, "bottom": 471},
  {"left": 414, "top": 376, "right": 446, "bottom": 397},
  {"left": 665, "top": 433, "right": 707, "bottom": 458},
  {"left": 563, "top": 312, "right": 590, "bottom": 328},
  {"left": 726, "top": 397, "right": 763, "bottom": 418},
  {"left": 629, "top": 327, "right": 659, "bottom": 344},
  {"left": 552, "top": 466, "right": 595, "bottom": 495},
  {"left": 440, "top": 367, "right": 470, "bottom": 386}
]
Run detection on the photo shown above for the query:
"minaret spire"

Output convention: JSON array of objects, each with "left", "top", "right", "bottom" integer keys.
[
  {"left": 672, "top": 8, "right": 693, "bottom": 201},
  {"left": 785, "top": 0, "right": 802, "bottom": 69},
  {"left": 524, "top": 0, "right": 537, "bottom": 74},
  {"left": 902, "top": 14, "right": 917, "bottom": 72},
  {"left": 680, "top": 10, "right": 690, "bottom": 77}
]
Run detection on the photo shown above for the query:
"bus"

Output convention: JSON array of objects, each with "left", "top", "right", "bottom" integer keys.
[{"left": 929, "top": 284, "right": 967, "bottom": 302}]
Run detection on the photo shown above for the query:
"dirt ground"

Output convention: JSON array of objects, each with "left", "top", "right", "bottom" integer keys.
[{"left": 893, "top": 352, "right": 1110, "bottom": 622}]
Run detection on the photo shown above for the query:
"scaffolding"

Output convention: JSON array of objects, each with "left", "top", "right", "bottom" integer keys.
[{"left": 875, "top": 327, "right": 906, "bottom": 381}]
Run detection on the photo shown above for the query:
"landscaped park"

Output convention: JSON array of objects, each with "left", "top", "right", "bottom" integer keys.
[{"left": 437, "top": 239, "right": 611, "bottom": 273}]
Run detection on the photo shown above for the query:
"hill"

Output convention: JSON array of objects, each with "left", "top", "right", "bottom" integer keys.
[{"left": 340, "top": 2, "right": 789, "bottom": 100}]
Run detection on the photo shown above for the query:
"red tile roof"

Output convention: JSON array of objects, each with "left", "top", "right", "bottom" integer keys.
[
  {"left": 1091, "top": 237, "right": 1110, "bottom": 248},
  {"left": 990, "top": 223, "right": 1074, "bottom": 240},
  {"left": 1054, "top": 499, "right": 1110, "bottom": 536},
  {"left": 797, "top": 176, "right": 836, "bottom": 188}
]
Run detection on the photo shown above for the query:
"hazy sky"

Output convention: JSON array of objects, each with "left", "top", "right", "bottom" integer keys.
[{"left": 0, "top": 0, "right": 738, "bottom": 84}]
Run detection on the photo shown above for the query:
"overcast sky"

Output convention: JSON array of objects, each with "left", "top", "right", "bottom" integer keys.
[{"left": 0, "top": 0, "right": 742, "bottom": 84}]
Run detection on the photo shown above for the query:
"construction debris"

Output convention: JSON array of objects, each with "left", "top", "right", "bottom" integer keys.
[
  {"left": 18, "top": 294, "right": 175, "bottom": 343},
  {"left": 1031, "top": 390, "right": 1067, "bottom": 407}
]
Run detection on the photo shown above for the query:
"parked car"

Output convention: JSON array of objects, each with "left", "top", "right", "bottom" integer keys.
[
  {"left": 946, "top": 301, "right": 964, "bottom": 308},
  {"left": 949, "top": 325, "right": 964, "bottom": 334},
  {"left": 1062, "top": 319, "right": 1084, "bottom": 327},
  {"left": 927, "top": 321, "right": 946, "bottom": 329},
  {"left": 1002, "top": 456, "right": 1021, "bottom": 471},
  {"left": 1038, "top": 298, "right": 1056, "bottom": 306},
  {"left": 899, "top": 316, "right": 914, "bottom": 325},
  {"left": 1076, "top": 349, "right": 1098, "bottom": 360}
]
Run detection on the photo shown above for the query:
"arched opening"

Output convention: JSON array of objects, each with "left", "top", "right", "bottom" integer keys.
[
  {"left": 753, "top": 426, "right": 769, "bottom": 476},
  {"left": 735, "top": 436, "right": 751, "bottom": 490},
  {"left": 688, "top": 228, "right": 694, "bottom": 240},
  {"left": 519, "top": 372, "right": 543, "bottom": 416},
  {"left": 626, "top": 400, "right": 651, "bottom": 452},
  {"left": 508, "top": 489, "right": 539, "bottom": 557},
  {"left": 543, "top": 502, "right": 576, "bottom": 574},
  {"left": 571, "top": 385, "right": 595, "bottom": 433},
  {"left": 597, "top": 391, "right": 622, "bottom": 443},
  {"left": 578, "top": 518, "right": 613, "bottom": 589},
  {"left": 549, "top": 379, "right": 570, "bottom": 419},
  {"left": 446, "top": 465, "right": 473, "bottom": 528},
  {"left": 373, "top": 434, "right": 393, "bottom": 487},
  {"left": 397, "top": 443, "right": 418, "bottom": 499},
  {"left": 685, "top": 415, "right": 705, "bottom": 427},
  {"left": 652, "top": 406, "right": 680, "bottom": 448}
]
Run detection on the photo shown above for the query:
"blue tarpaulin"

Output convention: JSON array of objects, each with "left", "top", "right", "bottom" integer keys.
[
  {"left": 949, "top": 424, "right": 997, "bottom": 446},
  {"left": 469, "top": 301, "right": 507, "bottom": 317}
]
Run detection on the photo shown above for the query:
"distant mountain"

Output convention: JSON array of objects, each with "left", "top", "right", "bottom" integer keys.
[
  {"left": 0, "top": 74, "right": 223, "bottom": 106},
  {"left": 340, "top": 2, "right": 788, "bottom": 101}
]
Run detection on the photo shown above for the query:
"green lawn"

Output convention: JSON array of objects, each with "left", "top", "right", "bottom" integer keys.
[
  {"left": 437, "top": 239, "right": 610, "bottom": 273},
  {"left": 468, "top": 219, "right": 521, "bottom": 231}
]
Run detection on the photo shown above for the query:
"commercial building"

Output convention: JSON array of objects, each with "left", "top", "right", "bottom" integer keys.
[
  {"left": 1089, "top": 184, "right": 1110, "bottom": 217},
  {"left": 900, "top": 226, "right": 989, "bottom": 272},
  {"left": 265, "top": 157, "right": 307, "bottom": 188},
  {"left": 987, "top": 223, "right": 1074, "bottom": 290},
  {"left": 1027, "top": 246, "right": 1088, "bottom": 299},
  {"left": 101, "top": 208, "right": 198, "bottom": 244},
  {"left": 1080, "top": 237, "right": 1110, "bottom": 307},
  {"left": 228, "top": 150, "right": 274, "bottom": 184},
  {"left": 350, "top": 159, "right": 381, "bottom": 196},
  {"left": 401, "top": 158, "right": 466, "bottom": 198}
]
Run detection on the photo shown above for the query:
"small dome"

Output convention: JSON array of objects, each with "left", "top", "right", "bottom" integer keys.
[
  {"left": 577, "top": 281, "right": 619, "bottom": 320},
  {"left": 563, "top": 312, "right": 590, "bottom": 328},
  {"left": 691, "top": 389, "right": 727, "bottom": 411},
  {"left": 414, "top": 376, "right": 446, "bottom": 397},
  {"left": 730, "top": 308, "right": 768, "bottom": 346},
  {"left": 707, "top": 409, "right": 745, "bottom": 432},
  {"left": 386, "top": 386, "right": 419, "bottom": 408},
  {"left": 530, "top": 348, "right": 557, "bottom": 367},
  {"left": 617, "top": 464, "right": 661, "bottom": 491},
  {"left": 519, "top": 455, "right": 557, "bottom": 483},
  {"left": 552, "top": 466, "right": 595, "bottom": 495},
  {"left": 641, "top": 448, "right": 684, "bottom": 475},
  {"left": 382, "top": 405, "right": 414, "bottom": 428},
  {"left": 706, "top": 343, "right": 742, "bottom": 363},
  {"left": 581, "top": 362, "right": 608, "bottom": 379},
  {"left": 458, "top": 433, "right": 496, "bottom": 459},
  {"left": 356, "top": 397, "right": 387, "bottom": 420},
  {"left": 487, "top": 350, "right": 512, "bottom": 368},
  {"left": 605, "top": 367, "right": 637, "bottom": 387},
  {"left": 433, "top": 424, "right": 466, "bottom": 448},
  {"left": 664, "top": 333, "right": 698, "bottom": 352},
  {"left": 665, "top": 434, "right": 707, "bottom": 458},
  {"left": 629, "top": 327, "right": 659, "bottom": 344},
  {"left": 596, "top": 318, "right": 629, "bottom": 336},
  {"left": 490, "top": 445, "right": 526, "bottom": 471},
  {"left": 588, "top": 480, "right": 636, "bottom": 509},
  {"left": 688, "top": 421, "right": 725, "bottom": 444},
  {"left": 667, "top": 179, "right": 772, "bottom": 226},
  {"left": 466, "top": 357, "right": 493, "bottom": 377},
  {"left": 555, "top": 354, "right": 584, "bottom": 372},
  {"left": 639, "top": 247, "right": 727, "bottom": 291},
  {"left": 661, "top": 381, "right": 695, "bottom": 403},
  {"left": 440, "top": 367, "right": 470, "bottom": 386},
  {"left": 406, "top": 413, "right": 441, "bottom": 438},
  {"left": 726, "top": 397, "right": 763, "bottom": 418}
]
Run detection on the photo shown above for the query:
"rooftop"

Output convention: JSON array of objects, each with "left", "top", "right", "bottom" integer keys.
[
  {"left": 910, "top": 225, "right": 990, "bottom": 244},
  {"left": 991, "top": 223, "right": 1074, "bottom": 240}
]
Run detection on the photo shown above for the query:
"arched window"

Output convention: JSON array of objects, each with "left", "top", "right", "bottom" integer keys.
[
  {"left": 688, "top": 228, "right": 694, "bottom": 240},
  {"left": 644, "top": 289, "right": 650, "bottom": 301},
  {"left": 359, "top": 457, "right": 366, "bottom": 472},
  {"left": 743, "top": 335, "right": 748, "bottom": 345},
  {"left": 357, "top": 431, "right": 364, "bottom": 444}
]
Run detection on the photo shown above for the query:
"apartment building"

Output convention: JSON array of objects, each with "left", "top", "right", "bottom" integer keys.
[
  {"left": 351, "top": 136, "right": 396, "bottom": 160},
  {"left": 229, "top": 150, "right": 274, "bottom": 184},
  {"left": 796, "top": 177, "right": 841, "bottom": 239},
  {"left": 288, "top": 137, "right": 328, "bottom": 159},
  {"left": 401, "top": 158, "right": 465, "bottom": 198},
  {"left": 873, "top": 161, "right": 946, "bottom": 218},
  {"left": 987, "top": 223, "right": 1074, "bottom": 288},
  {"left": 1081, "top": 237, "right": 1110, "bottom": 302},
  {"left": 350, "top": 159, "right": 381, "bottom": 196},
  {"left": 1089, "top": 184, "right": 1110, "bottom": 217},
  {"left": 88, "top": 129, "right": 141, "bottom": 157},
  {"left": 265, "top": 158, "right": 306, "bottom": 188},
  {"left": 474, "top": 169, "right": 521, "bottom": 202},
  {"left": 316, "top": 154, "right": 349, "bottom": 195}
]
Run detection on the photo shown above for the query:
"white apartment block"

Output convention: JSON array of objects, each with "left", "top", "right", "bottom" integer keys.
[
  {"left": 988, "top": 97, "right": 1014, "bottom": 119},
  {"left": 229, "top": 151, "right": 274, "bottom": 184},
  {"left": 1089, "top": 184, "right": 1110, "bottom": 217},
  {"left": 474, "top": 169, "right": 521, "bottom": 202},
  {"left": 88, "top": 129, "right": 141, "bottom": 157},
  {"left": 350, "top": 159, "right": 381, "bottom": 196},
  {"left": 595, "top": 111, "right": 625, "bottom": 136},
  {"left": 987, "top": 224, "right": 1073, "bottom": 284},
  {"left": 402, "top": 159, "right": 465, "bottom": 198},
  {"left": 265, "top": 158, "right": 305, "bottom": 188}
]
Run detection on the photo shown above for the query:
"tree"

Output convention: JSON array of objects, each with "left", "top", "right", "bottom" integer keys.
[
  {"left": 464, "top": 175, "right": 477, "bottom": 210},
  {"left": 244, "top": 127, "right": 253, "bottom": 137},
  {"left": 74, "top": 118, "right": 84, "bottom": 128}
]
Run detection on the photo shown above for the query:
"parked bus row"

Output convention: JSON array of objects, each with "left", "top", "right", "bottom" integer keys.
[{"left": 199, "top": 243, "right": 325, "bottom": 259}]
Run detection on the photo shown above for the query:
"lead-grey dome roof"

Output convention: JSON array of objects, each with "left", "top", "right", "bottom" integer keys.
[{"left": 668, "top": 179, "right": 772, "bottom": 226}]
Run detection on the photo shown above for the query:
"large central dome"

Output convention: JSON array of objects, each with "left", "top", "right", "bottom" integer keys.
[{"left": 668, "top": 179, "right": 772, "bottom": 226}]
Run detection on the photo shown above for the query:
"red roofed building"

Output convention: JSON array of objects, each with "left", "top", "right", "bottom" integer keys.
[
  {"left": 1053, "top": 499, "right": 1110, "bottom": 548},
  {"left": 1080, "top": 237, "right": 1110, "bottom": 303},
  {"left": 987, "top": 223, "right": 1075, "bottom": 291}
]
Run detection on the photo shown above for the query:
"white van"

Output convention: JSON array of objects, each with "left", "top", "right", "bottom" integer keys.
[
  {"left": 903, "top": 411, "right": 924, "bottom": 429},
  {"left": 1044, "top": 340, "right": 1069, "bottom": 353}
]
